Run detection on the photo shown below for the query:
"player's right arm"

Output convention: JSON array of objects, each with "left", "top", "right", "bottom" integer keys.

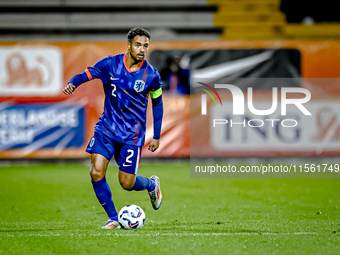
[
  {"left": 63, "top": 83, "right": 76, "bottom": 95},
  {"left": 63, "top": 56, "right": 110, "bottom": 95},
  {"left": 63, "top": 70, "right": 90, "bottom": 95}
]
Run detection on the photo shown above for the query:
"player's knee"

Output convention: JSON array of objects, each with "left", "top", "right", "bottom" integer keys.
[
  {"left": 90, "top": 166, "right": 105, "bottom": 181},
  {"left": 119, "top": 179, "right": 134, "bottom": 191}
]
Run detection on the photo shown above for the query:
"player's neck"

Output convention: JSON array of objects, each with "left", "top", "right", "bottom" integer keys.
[{"left": 125, "top": 53, "right": 143, "bottom": 71}]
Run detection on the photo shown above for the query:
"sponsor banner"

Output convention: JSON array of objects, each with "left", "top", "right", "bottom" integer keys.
[
  {"left": 150, "top": 49, "right": 301, "bottom": 89},
  {"left": 190, "top": 78, "right": 340, "bottom": 157},
  {"left": 142, "top": 95, "right": 190, "bottom": 158},
  {"left": 0, "top": 102, "right": 85, "bottom": 157},
  {"left": 211, "top": 101, "right": 340, "bottom": 152},
  {"left": 0, "top": 41, "right": 340, "bottom": 158},
  {"left": 0, "top": 46, "right": 63, "bottom": 96}
]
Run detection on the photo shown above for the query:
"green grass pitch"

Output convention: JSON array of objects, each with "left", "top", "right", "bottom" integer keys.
[{"left": 0, "top": 161, "right": 339, "bottom": 254}]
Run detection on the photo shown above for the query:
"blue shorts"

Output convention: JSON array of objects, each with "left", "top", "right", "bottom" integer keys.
[{"left": 86, "top": 132, "right": 142, "bottom": 175}]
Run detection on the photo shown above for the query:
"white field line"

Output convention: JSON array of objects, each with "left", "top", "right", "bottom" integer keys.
[{"left": 2, "top": 232, "right": 318, "bottom": 237}]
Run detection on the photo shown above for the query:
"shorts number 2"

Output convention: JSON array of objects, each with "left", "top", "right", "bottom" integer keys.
[{"left": 126, "top": 149, "right": 134, "bottom": 163}]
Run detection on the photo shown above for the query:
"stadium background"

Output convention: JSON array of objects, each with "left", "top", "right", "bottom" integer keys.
[
  {"left": 1, "top": 1, "right": 340, "bottom": 254},
  {"left": 1, "top": 0, "right": 340, "bottom": 158}
]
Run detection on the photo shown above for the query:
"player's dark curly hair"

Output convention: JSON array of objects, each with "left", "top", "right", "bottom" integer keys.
[{"left": 127, "top": 27, "right": 151, "bottom": 42}]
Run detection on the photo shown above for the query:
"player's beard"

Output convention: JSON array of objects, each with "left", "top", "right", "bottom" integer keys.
[{"left": 130, "top": 51, "right": 144, "bottom": 64}]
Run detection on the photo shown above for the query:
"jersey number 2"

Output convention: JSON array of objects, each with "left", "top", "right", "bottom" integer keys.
[{"left": 111, "top": 83, "right": 117, "bottom": 97}]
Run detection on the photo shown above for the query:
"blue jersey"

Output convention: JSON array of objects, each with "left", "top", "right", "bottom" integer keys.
[{"left": 84, "top": 53, "right": 162, "bottom": 146}]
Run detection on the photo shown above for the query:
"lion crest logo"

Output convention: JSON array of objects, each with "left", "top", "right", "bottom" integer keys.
[
  {"left": 134, "top": 80, "right": 145, "bottom": 93},
  {"left": 3, "top": 52, "right": 53, "bottom": 87}
]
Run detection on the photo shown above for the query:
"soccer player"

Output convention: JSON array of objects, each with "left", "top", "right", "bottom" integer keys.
[{"left": 63, "top": 27, "right": 163, "bottom": 229}]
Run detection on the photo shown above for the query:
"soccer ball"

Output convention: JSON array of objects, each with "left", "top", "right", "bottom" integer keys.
[{"left": 118, "top": 204, "right": 146, "bottom": 230}]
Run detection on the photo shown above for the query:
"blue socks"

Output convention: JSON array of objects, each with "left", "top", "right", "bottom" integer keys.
[
  {"left": 132, "top": 175, "right": 155, "bottom": 191},
  {"left": 92, "top": 176, "right": 155, "bottom": 221},
  {"left": 92, "top": 177, "right": 118, "bottom": 221}
]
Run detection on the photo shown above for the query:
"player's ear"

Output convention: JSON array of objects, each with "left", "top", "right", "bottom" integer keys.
[{"left": 127, "top": 41, "right": 131, "bottom": 51}]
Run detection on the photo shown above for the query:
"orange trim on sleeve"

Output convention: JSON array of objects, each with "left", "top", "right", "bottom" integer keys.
[
  {"left": 124, "top": 53, "right": 144, "bottom": 73},
  {"left": 85, "top": 68, "right": 93, "bottom": 80}
]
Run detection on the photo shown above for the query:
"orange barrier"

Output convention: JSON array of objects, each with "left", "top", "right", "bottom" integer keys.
[{"left": 0, "top": 40, "right": 340, "bottom": 158}]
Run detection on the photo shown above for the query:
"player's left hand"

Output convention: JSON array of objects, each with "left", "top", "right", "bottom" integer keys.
[{"left": 148, "top": 139, "right": 160, "bottom": 152}]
